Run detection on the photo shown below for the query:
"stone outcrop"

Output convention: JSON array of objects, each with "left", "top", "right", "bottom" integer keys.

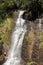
[
  {"left": 0, "top": 38, "right": 5, "bottom": 65},
  {"left": 21, "top": 30, "right": 39, "bottom": 62},
  {"left": 39, "top": 47, "right": 43, "bottom": 62},
  {"left": 21, "top": 18, "right": 43, "bottom": 64}
]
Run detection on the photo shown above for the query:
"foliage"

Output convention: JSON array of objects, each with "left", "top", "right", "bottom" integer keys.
[
  {"left": 28, "top": 0, "right": 43, "bottom": 21},
  {"left": 0, "top": 0, "right": 43, "bottom": 22},
  {"left": 0, "top": 0, "right": 31, "bottom": 21},
  {"left": 22, "top": 0, "right": 43, "bottom": 21},
  {"left": 0, "top": 0, "right": 18, "bottom": 22}
]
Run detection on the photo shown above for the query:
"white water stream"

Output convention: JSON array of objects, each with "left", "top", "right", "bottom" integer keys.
[
  {"left": 3, "top": 11, "right": 27, "bottom": 65},
  {"left": 39, "top": 19, "right": 42, "bottom": 31}
]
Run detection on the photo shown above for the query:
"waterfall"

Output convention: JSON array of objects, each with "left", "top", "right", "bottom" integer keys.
[
  {"left": 3, "top": 11, "right": 27, "bottom": 65},
  {"left": 38, "top": 19, "right": 42, "bottom": 31}
]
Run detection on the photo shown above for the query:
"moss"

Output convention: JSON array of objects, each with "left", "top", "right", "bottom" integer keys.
[
  {"left": 27, "top": 61, "right": 38, "bottom": 65},
  {"left": 0, "top": 55, "right": 4, "bottom": 61},
  {"left": 0, "top": 18, "right": 12, "bottom": 46},
  {"left": 40, "top": 42, "right": 43, "bottom": 47},
  {"left": 0, "top": 18, "right": 13, "bottom": 46},
  {"left": 37, "top": 31, "right": 43, "bottom": 47},
  {"left": 38, "top": 32, "right": 43, "bottom": 40},
  {"left": 2, "top": 32, "right": 10, "bottom": 46},
  {"left": 0, "top": 23, "right": 4, "bottom": 27},
  {"left": 4, "top": 18, "right": 13, "bottom": 31},
  {"left": 0, "top": 11, "right": 18, "bottom": 47}
]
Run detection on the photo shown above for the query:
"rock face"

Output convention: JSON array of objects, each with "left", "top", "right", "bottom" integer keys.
[
  {"left": 0, "top": 38, "right": 5, "bottom": 65},
  {"left": 32, "top": 34, "right": 39, "bottom": 62},
  {"left": 21, "top": 30, "right": 39, "bottom": 62},
  {"left": 39, "top": 47, "right": 43, "bottom": 62},
  {"left": 21, "top": 18, "right": 43, "bottom": 64}
]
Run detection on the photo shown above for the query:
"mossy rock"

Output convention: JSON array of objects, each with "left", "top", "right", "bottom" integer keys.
[
  {"left": 21, "top": 30, "right": 36, "bottom": 62},
  {"left": 37, "top": 31, "right": 43, "bottom": 47},
  {"left": 40, "top": 42, "right": 43, "bottom": 47},
  {"left": 0, "top": 55, "right": 4, "bottom": 61}
]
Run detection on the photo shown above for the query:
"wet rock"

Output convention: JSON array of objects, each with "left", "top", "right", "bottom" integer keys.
[
  {"left": 0, "top": 38, "right": 5, "bottom": 65},
  {"left": 32, "top": 34, "right": 39, "bottom": 62},
  {"left": 39, "top": 47, "right": 43, "bottom": 62},
  {"left": 21, "top": 30, "right": 36, "bottom": 62},
  {"left": 21, "top": 19, "right": 42, "bottom": 63}
]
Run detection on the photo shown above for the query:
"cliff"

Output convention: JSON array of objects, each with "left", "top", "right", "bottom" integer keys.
[
  {"left": 0, "top": 11, "right": 43, "bottom": 65},
  {"left": 21, "top": 18, "right": 43, "bottom": 65}
]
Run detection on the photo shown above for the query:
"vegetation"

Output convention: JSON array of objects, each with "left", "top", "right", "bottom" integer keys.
[
  {"left": 0, "top": 0, "right": 43, "bottom": 64},
  {"left": 0, "top": 0, "right": 43, "bottom": 22},
  {"left": 0, "top": 0, "right": 17, "bottom": 22},
  {"left": 0, "top": 11, "right": 18, "bottom": 45},
  {"left": 0, "top": 18, "right": 13, "bottom": 46},
  {"left": 22, "top": 0, "right": 43, "bottom": 21},
  {"left": 27, "top": 61, "right": 38, "bottom": 65},
  {"left": 0, "top": 11, "right": 18, "bottom": 62},
  {"left": 37, "top": 31, "right": 43, "bottom": 47},
  {"left": 0, "top": 0, "right": 30, "bottom": 22},
  {"left": 28, "top": 0, "right": 43, "bottom": 20}
]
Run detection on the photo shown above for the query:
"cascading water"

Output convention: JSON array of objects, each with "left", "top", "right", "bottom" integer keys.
[
  {"left": 38, "top": 19, "right": 42, "bottom": 31},
  {"left": 3, "top": 11, "right": 27, "bottom": 65}
]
